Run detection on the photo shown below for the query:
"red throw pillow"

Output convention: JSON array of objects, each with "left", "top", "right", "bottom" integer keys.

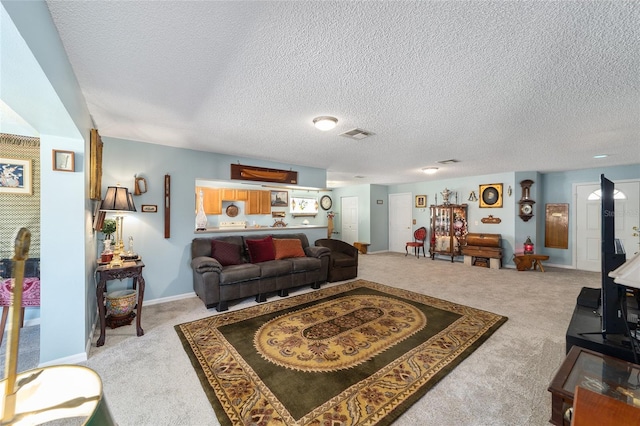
[
  {"left": 245, "top": 236, "right": 275, "bottom": 263},
  {"left": 273, "top": 239, "right": 306, "bottom": 260},
  {"left": 211, "top": 240, "right": 243, "bottom": 266}
]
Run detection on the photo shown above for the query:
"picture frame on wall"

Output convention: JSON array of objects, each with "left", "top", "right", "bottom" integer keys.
[
  {"left": 0, "top": 157, "right": 32, "bottom": 195},
  {"left": 141, "top": 205, "right": 158, "bottom": 213},
  {"left": 52, "top": 150, "right": 75, "bottom": 172},
  {"left": 415, "top": 195, "right": 427, "bottom": 208},
  {"left": 270, "top": 190, "right": 288, "bottom": 207},
  {"left": 479, "top": 183, "right": 503, "bottom": 208},
  {"left": 90, "top": 129, "right": 103, "bottom": 200}
]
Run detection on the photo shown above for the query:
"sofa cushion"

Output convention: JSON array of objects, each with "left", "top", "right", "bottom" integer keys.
[
  {"left": 273, "top": 238, "right": 306, "bottom": 260},
  {"left": 332, "top": 252, "right": 356, "bottom": 267},
  {"left": 257, "top": 259, "right": 293, "bottom": 277},
  {"left": 246, "top": 236, "right": 276, "bottom": 263},
  {"left": 219, "top": 263, "right": 261, "bottom": 285},
  {"left": 287, "top": 256, "right": 321, "bottom": 272},
  {"left": 211, "top": 240, "right": 243, "bottom": 266}
]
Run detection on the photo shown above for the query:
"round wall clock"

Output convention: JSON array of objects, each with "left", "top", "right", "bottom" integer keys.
[
  {"left": 518, "top": 179, "right": 535, "bottom": 221},
  {"left": 520, "top": 203, "right": 533, "bottom": 215},
  {"left": 320, "top": 195, "right": 332, "bottom": 210}
]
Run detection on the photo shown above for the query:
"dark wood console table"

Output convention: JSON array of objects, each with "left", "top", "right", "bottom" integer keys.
[
  {"left": 548, "top": 345, "right": 640, "bottom": 425},
  {"left": 95, "top": 260, "right": 145, "bottom": 347}
]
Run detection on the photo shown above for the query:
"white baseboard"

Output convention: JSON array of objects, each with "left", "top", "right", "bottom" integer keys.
[{"left": 143, "top": 291, "right": 197, "bottom": 306}]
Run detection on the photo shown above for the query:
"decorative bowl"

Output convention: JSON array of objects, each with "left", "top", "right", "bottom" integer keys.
[{"left": 106, "top": 289, "right": 137, "bottom": 318}]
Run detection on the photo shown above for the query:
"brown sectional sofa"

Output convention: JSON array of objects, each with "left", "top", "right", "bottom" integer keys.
[{"left": 191, "top": 233, "right": 330, "bottom": 311}]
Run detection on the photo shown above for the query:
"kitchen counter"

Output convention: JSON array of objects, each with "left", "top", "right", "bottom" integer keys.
[{"left": 194, "top": 225, "right": 327, "bottom": 234}]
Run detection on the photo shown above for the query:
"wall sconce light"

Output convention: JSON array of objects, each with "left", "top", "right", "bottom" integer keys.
[
  {"left": 313, "top": 116, "right": 338, "bottom": 131},
  {"left": 100, "top": 186, "right": 136, "bottom": 266}
]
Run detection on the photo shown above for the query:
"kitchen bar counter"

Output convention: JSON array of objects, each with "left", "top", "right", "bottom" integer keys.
[{"left": 194, "top": 225, "right": 327, "bottom": 234}]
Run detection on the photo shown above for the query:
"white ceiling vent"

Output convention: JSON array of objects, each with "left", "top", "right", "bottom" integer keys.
[{"left": 339, "top": 128, "right": 375, "bottom": 140}]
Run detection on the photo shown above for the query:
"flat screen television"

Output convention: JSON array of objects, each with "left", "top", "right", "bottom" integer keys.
[{"left": 600, "top": 174, "right": 627, "bottom": 335}]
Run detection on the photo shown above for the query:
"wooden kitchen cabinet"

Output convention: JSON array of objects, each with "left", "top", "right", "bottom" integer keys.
[
  {"left": 221, "top": 188, "right": 236, "bottom": 201},
  {"left": 198, "top": 187, "right": 222, "bottom": 215},
  {"left": 246, "top": 190, "right": 271, "bottom": 214},
  {"left": 235, "top": 189, "right": 249, "bottom": 201}
]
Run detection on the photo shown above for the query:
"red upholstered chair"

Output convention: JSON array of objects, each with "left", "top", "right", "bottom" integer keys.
[
  {"left": 406, "top": 227, "right": 427, "bottom": 258},
  {"left": 0, "top": 258, "right": 40, "bottom": 347}
]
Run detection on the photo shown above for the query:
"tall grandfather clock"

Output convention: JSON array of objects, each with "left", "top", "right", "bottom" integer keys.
[{"left": 518, "top": 179, "right": 535, "bottom": 222}]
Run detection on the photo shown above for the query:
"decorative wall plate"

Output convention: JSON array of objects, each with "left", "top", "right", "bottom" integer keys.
[
  {"left": 226, "top": 204, "right": 239, "bottom": 217},
  {"left": 481, "top": 215, "right": 502, "bottom": 224}
]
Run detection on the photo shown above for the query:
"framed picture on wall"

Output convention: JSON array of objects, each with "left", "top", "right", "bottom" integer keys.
[
  {"left": 0, "top": 157, "right": 32, "bottom": 195},
  {"left": 415, "top": 195, "right": 427, "bottom": 208},
  {"left": 271, "top": 190, "right": 288, "bottom": 206},
  {"left": 52, "top": 150, "right": 75, "bottom": 172},
  {"left": 479, "top": 183, "right": 503, "bottom": 208},
  {"left": 90, "top": 129, "right": 103, "bottom": 200}
]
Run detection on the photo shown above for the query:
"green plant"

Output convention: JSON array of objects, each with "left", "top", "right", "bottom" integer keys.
[{"left": 101, "top": 219, "right": 116, "bottom": 240}]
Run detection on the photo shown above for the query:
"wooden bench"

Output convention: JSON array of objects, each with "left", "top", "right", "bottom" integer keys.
[
  {"left": 513, "top": 254, "right": 550, "bottom": 272},
  {"left": 353, "top": 242, "right": 370, "bottom": 255}
]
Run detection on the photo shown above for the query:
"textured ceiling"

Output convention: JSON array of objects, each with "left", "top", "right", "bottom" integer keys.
[{"left": 45, "top": 1, "right": 639, "bottom": 187}]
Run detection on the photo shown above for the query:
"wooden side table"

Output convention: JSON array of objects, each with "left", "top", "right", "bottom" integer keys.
[
  {"left": 95, "top": 260, "right": 145, "bottom": 347},
  {"left": 513, "top": 253, "right": 550, "bottom": 271},
  {"left": 548, "top": 345, "right": 640, "bottom": 425}
]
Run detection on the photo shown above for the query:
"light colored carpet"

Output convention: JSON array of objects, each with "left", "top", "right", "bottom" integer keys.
[{"left": 2, "top": 253, "right": 594, "bottom": 425}]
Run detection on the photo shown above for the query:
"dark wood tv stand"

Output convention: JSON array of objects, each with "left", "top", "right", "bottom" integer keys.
[{"left": 565, "top": 302, "right": 639, "bottom": 363}]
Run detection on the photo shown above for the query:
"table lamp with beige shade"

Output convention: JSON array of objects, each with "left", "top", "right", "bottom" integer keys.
[{"left": 100, "top": 185, "right": 137, "bottom": 267}]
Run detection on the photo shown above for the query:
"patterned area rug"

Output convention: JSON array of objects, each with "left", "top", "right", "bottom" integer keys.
[{"left": 175, "top": 280, "right": 507, "bottom": 425}]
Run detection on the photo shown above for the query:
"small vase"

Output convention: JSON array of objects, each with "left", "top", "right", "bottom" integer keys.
[
  {"left": 101, "top": 239, "right": 113, "bottom": 263},
  {"left": 196, "top": 190, "right": 208, "bottom": 230}
]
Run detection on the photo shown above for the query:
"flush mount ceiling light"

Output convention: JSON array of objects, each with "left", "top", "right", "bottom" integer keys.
[
  {"left": 593, "top": 154, "right": 609, "bottom": 159},
  {"left": 422, "top": 167, "right": 439, "bottom": 175},
  {"left": 313, "top": 116, "right": 338, "bottom": 131}
]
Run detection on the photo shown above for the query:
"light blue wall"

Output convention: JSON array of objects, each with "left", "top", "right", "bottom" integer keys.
[
  {"left": 370, "top": 185, "right": 389, "bottom": 252},
  {"left": 2, "top": 0, "right": 96, "bottom": 364},
  {"left": 388, "top": 172, "right": 520, "bottom": 263},
  {"left": 331, "top": 184, "right": 371, "bottom": 244},
  {"left": 100, "top": 137, "right": 328, "bottom": 301},
  {"left": 541, "top": 164, "right": 640, "bottom": 266}
]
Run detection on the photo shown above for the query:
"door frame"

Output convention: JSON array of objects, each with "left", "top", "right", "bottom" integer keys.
[
  {"left": 573, "top": 178, "right": 640, "bottom": 271},
  {"left": 388, "top": 192, "right": 413, "bottom": 253}
]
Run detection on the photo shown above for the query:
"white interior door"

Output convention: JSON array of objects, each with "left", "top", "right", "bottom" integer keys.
[
  {"left": 388, "top": 193, "right": 413, "bottom": 253},
  {"left": 576, "top": 180, "right": 640, "bottom": 271},
  {"left": 341, "top": 196, "right": 358, "bottom": 244}
]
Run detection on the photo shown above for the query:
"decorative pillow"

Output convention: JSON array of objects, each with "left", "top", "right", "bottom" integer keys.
[
  {"left": 245, "top": 236, "right": 275, "bottom": 263},
  {"left": 211, "top": 240, "right": 243, "bottom": 266},
  {"left": 273, "top": 239, "right": 306, "bottom": 260}
]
